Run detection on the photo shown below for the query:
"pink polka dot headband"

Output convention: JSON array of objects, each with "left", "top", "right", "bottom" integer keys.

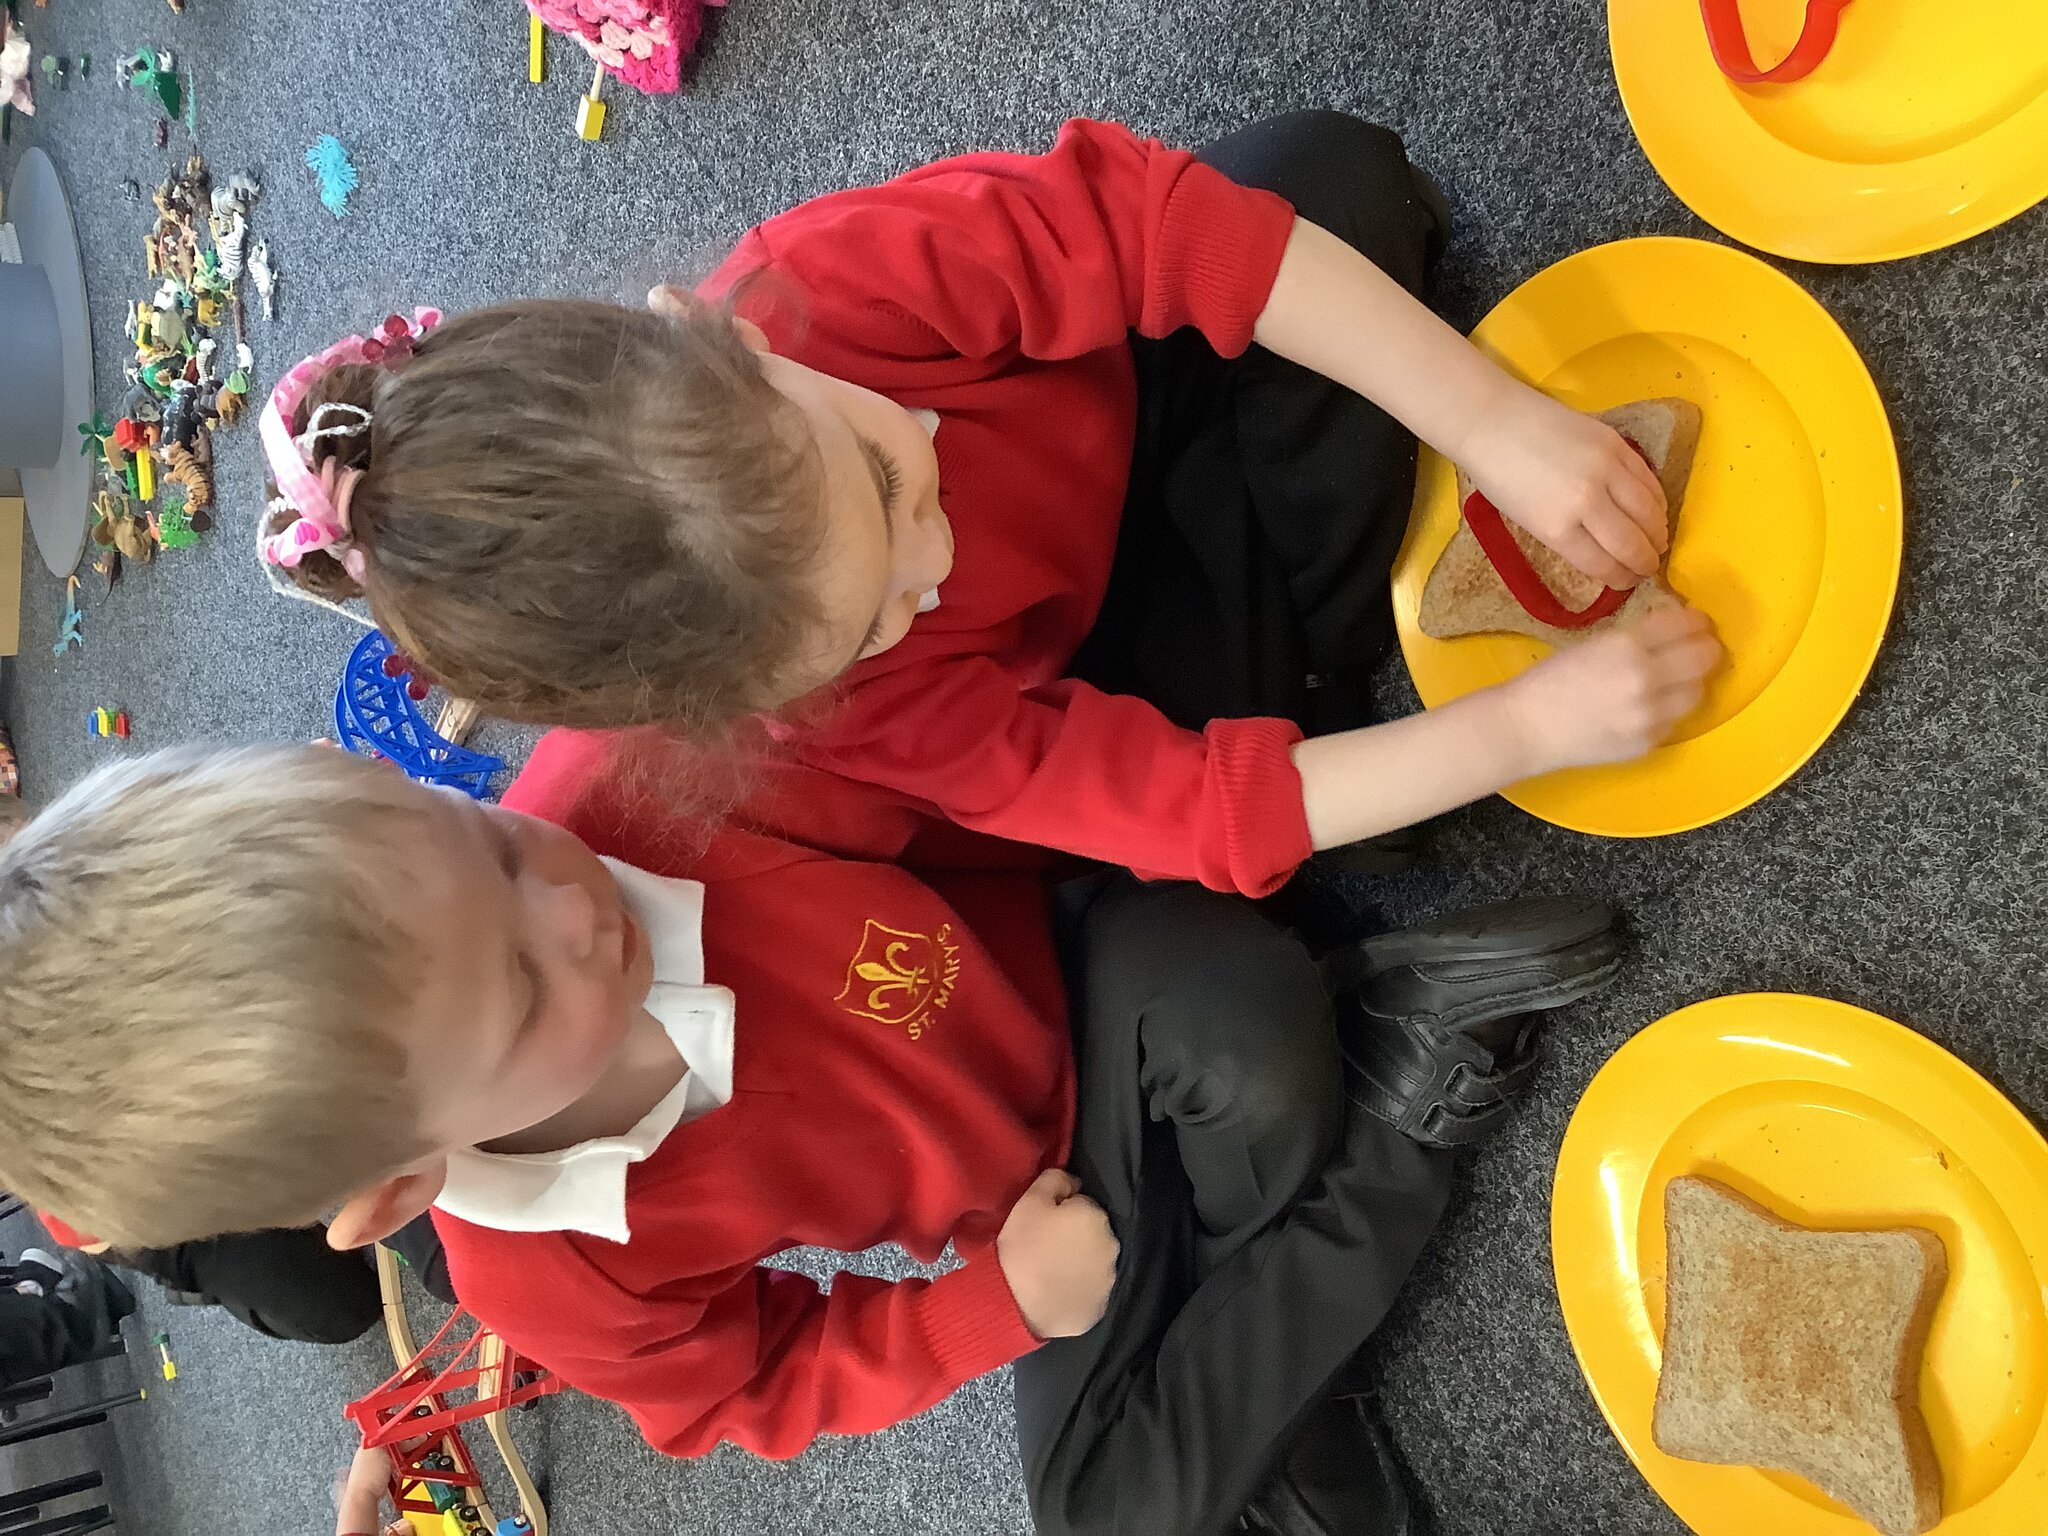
[{"left": 258, "top": 309, "right": 441, "bottom": 583}]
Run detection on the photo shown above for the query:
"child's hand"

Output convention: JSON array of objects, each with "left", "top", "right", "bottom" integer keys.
[
  {"left": 997, "top": 1169, "right": 1119, "bottom": 1339},
  {"left": 1504, "top": 607, "right": 1722, "bottom": 772},
  {"left": 334, "top": 1444, "right": 397, "bottom": 1536},
  {"left": 1467, "top": 390, "right": 1669, "bottom": 589}
]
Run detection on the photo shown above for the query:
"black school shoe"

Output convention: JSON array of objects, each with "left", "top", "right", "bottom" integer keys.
[
  {"left": 1327, "top": 897, "right": 1623, "bottom": 1149},
  {"left": 1240, "top": 1393, "right": 1418, "bottom": 1536}
]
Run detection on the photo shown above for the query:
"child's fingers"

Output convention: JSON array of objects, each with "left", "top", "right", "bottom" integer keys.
[
  {"left": 1653, "top": 672, "right": 1710, "bottom": 720},
  {"left": 1552, "top": 528, "right": 1640, "bottom": 590},
  {"left": 1645, "top": 631, "right": 1724, "bottom": 690},
  {"left": 1608, "top": 471, "right": 1669, "bottom": 552},
  {"left": 1590, "top": 509, "right": 1661, "bottom": 581},
  {"left": 1668, "top": 631, "right": 1725, "bottom": 678},
  {"left": 1633, "top": 604, "right": 1713, "bottom": 646},
  {"left": 1606, "top": 426, "right": 1666, "bottom": 505},
  {"left": 1621, "top": 441, "right": 1666, "bottom": 506},
  {"left": 1029, "top": 1167, "right": 1081, "bottom": 1203}
]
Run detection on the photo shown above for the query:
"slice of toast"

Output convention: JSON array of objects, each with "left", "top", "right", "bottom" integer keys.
[
  {"left": 1418, "top": 398, "right": 1702, "bottom": 646},
  {"left": 1652, "top": 1176, "right": 1947, "bottom": 1536}
]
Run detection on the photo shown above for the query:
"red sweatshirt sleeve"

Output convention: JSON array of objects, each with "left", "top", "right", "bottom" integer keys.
[
  {"left": 716, "top": 118, "right": 1298, "bottom": 376},
  {"left": 818, "top": 663, "right": 1313, "bottom": 898},
  {"left": 483, "top": 1244, "right": 1037, "bottom": 1460}
]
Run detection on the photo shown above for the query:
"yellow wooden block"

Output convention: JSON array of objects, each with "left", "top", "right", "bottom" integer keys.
[
  {"left": 0, "top": 496, "right": 22, "bottom": 657},
  {"left": 575, "top": 95, "right": 606, "bottom": 141},
  {"left": 136, "top": 449, "right": 155, "bottom": 502},
  {"left": 528, "top": 13, "right": 546, "bottom": 83}
]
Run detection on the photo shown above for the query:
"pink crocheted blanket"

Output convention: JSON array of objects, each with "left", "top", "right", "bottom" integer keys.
[{"left": 527, "top": 0, "right": 727, "bottom": 95}]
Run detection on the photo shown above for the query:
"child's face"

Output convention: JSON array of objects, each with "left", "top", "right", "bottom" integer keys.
[
  {"left": 756, "top": 351, "right": 956, "bottom": 692},
  {"left": 387, "top": 786, "right": 656, "bottom": 1154}
]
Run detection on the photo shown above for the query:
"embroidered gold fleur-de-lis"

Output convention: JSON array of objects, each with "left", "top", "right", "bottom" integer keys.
[{"left": 855, "top": 940, "right": 929, "bottom": 1013}]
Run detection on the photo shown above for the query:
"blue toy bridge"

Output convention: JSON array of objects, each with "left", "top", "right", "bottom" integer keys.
[{"left": 333, "top": 630, "right": 505, "bottom": 800}]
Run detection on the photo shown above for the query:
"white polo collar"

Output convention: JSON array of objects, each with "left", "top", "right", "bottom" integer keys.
[{"left": 433, "top": 858, "right": 736, "bottom": 1244}]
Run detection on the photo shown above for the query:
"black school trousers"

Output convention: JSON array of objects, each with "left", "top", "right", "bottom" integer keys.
[
  {"left": 1013, "top": 113, "right": 1454, "bottom": 1536},
  {"left": 107, "top": 1214, "right": 454, "bottom": 1346}
]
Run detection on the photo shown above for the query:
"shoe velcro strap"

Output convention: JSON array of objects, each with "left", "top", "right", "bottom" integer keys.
[{"left": 1346, "top": 1030, "right": 1540, "bottom": 1149}]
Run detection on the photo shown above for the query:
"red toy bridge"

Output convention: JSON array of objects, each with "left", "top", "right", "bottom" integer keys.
[{"left": 344, "top": 1306, "right": 560, "bottom": 1512}]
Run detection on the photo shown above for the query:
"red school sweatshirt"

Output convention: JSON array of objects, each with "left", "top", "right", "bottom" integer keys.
[
  {"left": 432, "top": 731, "right": 1076, "bottom": 1459},
  {"left": 699, "top": 119, "right": 1313, "bottom": 898}
]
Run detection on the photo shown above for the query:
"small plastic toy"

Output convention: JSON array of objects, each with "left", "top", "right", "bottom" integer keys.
[
  {"left": 207, "top": 171, "right": 259, "bottom": 281},
  {"left": 81, "top": 150, "right": 259, "bottom": 588},
  {"left": 333, "top": 631, "right": 505, "bottom": 799},
  {"left": 151, "top": 1330, "right": 176, "bottom": 1380},
  {"left": 575, "top": 60, "right": 606, "bottom": 141},
  {"left": 52, "top": 575, "right": 82, "bottom": 656},
  {"left": 248, "top": 239, "right": 276, "bottom": 319},
  {"left": 305, "top": 134, "right": 358, "bottom": 217},
  {"left": 86, "top": 707, "right": 131, "bottom": 739},
  {"left": 76, "top": 412, "right": 111, "bottom": 461},
  {"left": 120, "top": 48, "right": 180, "bottom": 119},
  {"left": 528, "top": 12, "right": 546, "bottom": 83}
]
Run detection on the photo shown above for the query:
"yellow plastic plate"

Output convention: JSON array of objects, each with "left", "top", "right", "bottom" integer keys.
[
  {"left": 1552, "top": 994, "right": 2048, "bottom": 1535},
  {"left": 1608, "top": 0, "right": 2048, "bottom": 262},
  {"left": 1390, "top": 236, "right": 1900, "bottom": 838}
]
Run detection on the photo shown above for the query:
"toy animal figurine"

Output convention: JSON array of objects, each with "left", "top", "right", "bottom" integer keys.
[
  {"left": 147, "top": 282, "right": 188, "bottom": 352},
  {"left": 208, "top": 172, "right": 259, "bottom": 280},
  {"left": 158, "top": 381, "right": 215, "bottom": 451},
  {"left": 92, "top": 491, "right": 156, "bottom": 563},
  {"left": 177, "top": 152, "right": 211, "bottom": 212},
  {"left": 52, "top": 578, "right": 84, "bottom": 657},
  {"left": 137, "top": 352, "right": 183, "bottom": 397},
  {"left": 249, "top": 240, "right": 277, "bottom": 320},
  {"left": 161, "top": 442, "right": 212, "bottom": 512},
  {"left": 117, "top": 378, "right": 161, "bottom": 428},
  {"left": 121, "top": 49, "right": 182, "bottom": 120}
]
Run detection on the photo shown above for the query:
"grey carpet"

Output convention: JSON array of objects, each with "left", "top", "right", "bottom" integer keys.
[{"left": 2, "top": 0, "right": 2044, "bottom": 1532}]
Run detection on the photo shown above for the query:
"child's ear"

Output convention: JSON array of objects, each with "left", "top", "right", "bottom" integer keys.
[
  {"left": 327, "top": 1160, "right": 448, "bottom": 1251},
  {"left": 647, "top": 284, "right": 771, "bottom": 354}
]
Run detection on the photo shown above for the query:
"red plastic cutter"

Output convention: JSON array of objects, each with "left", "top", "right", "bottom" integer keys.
[{"left": 1699, "top": 0, "right": 1856, "bottom": 84}]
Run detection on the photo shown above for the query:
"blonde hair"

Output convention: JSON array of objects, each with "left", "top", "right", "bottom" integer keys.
[{"left": 0, "top": 746, "right": 433, "bottom": 1248}]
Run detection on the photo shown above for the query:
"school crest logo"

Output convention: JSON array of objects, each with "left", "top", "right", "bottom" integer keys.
[{"left": 836, "top": 919, "right": 962, "bottom": 1039}]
